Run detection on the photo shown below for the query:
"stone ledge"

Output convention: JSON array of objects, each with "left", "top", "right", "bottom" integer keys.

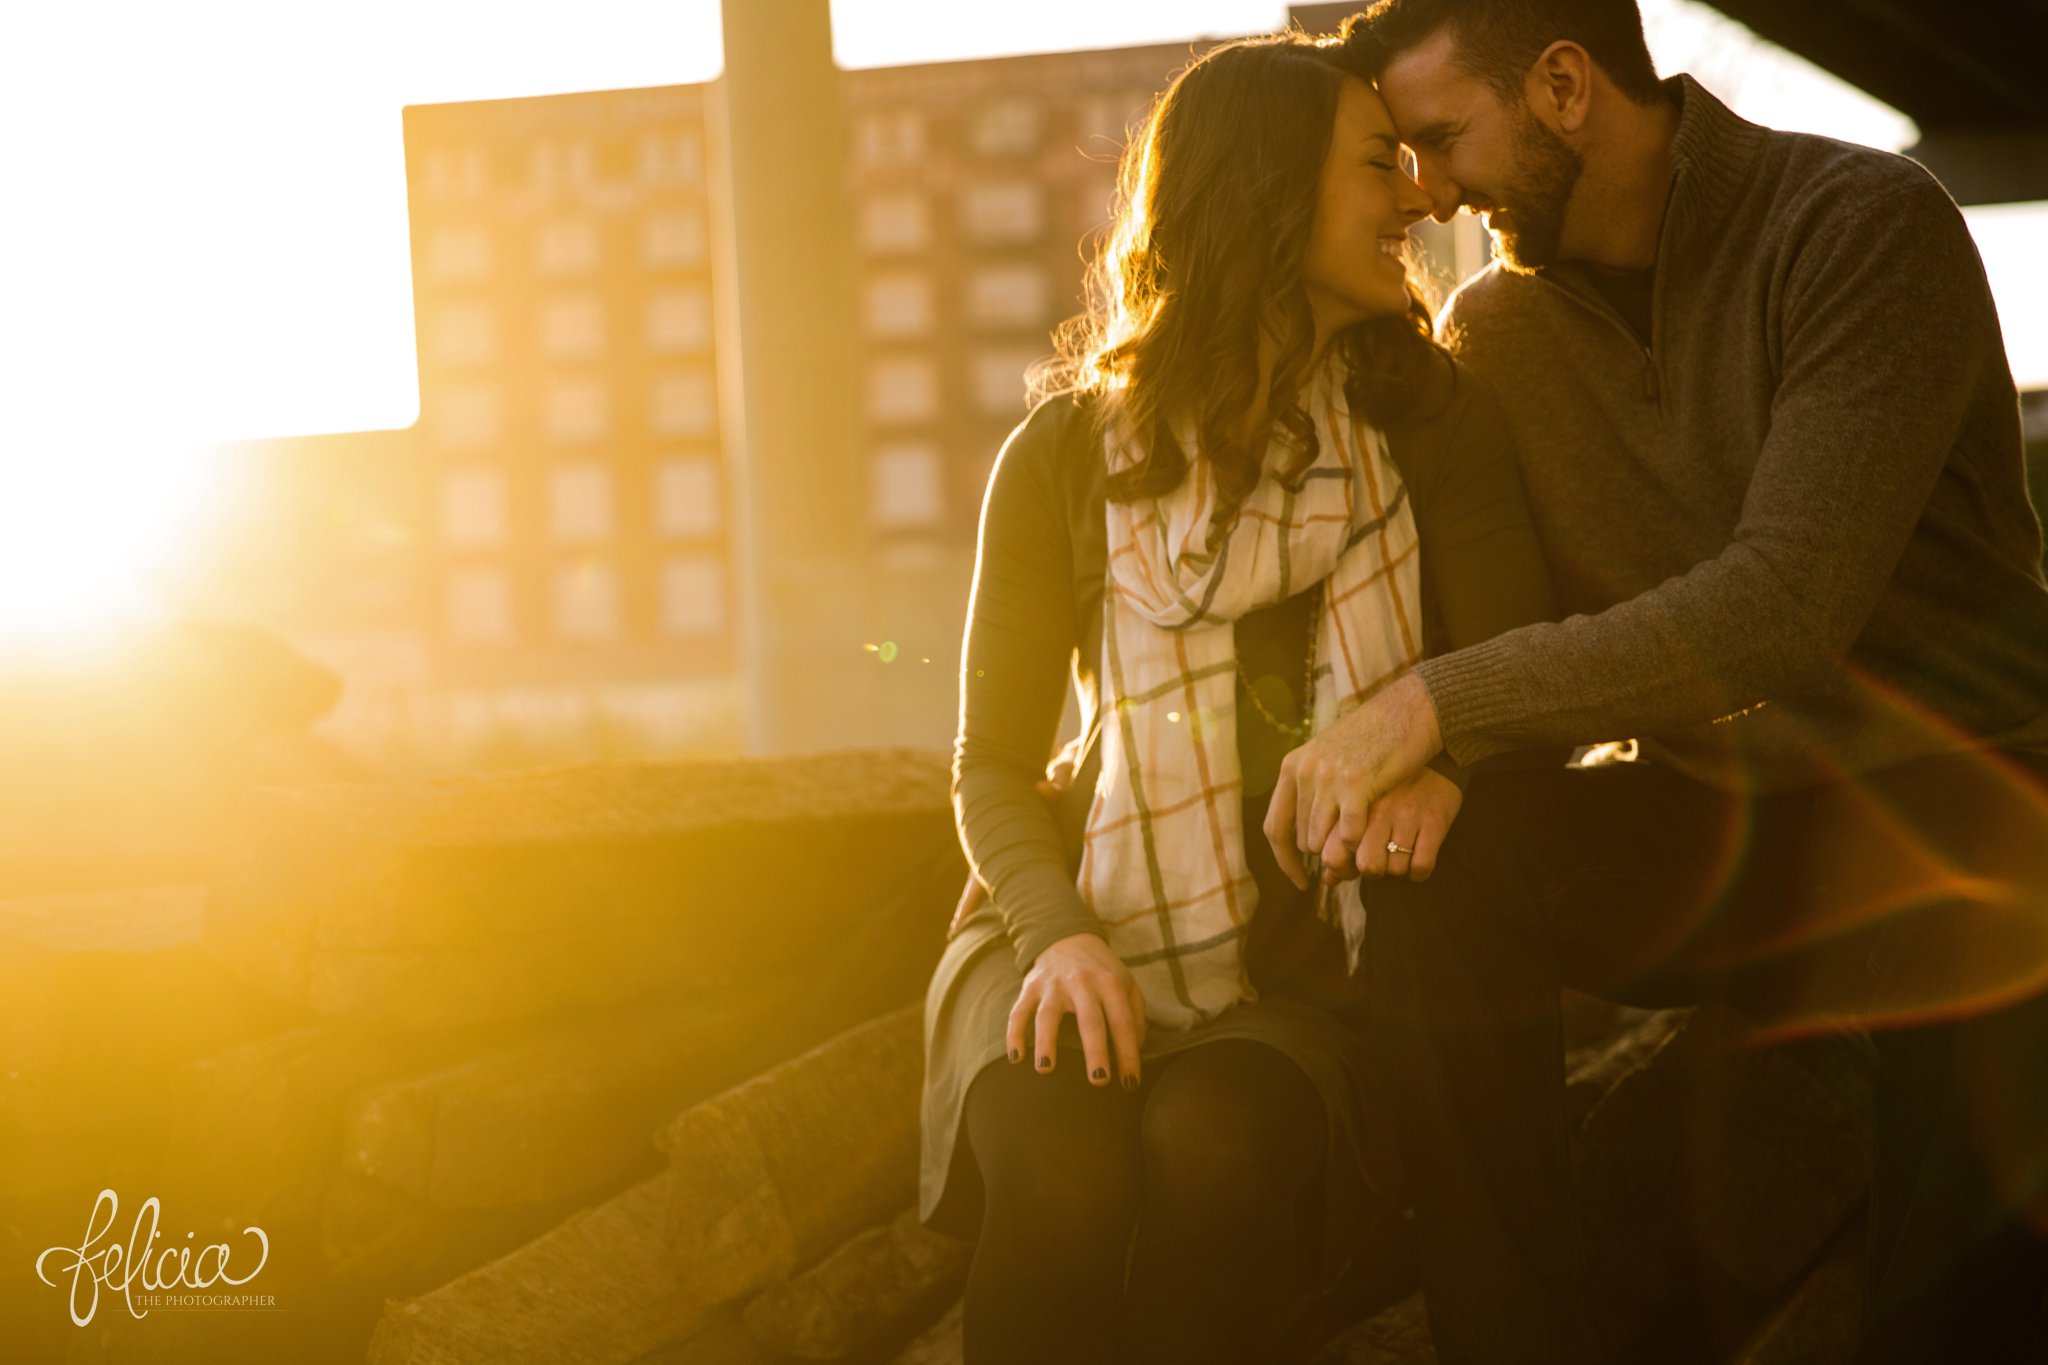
[{"left": 203, "top": 749, "right": 959, "bottom": 1027}]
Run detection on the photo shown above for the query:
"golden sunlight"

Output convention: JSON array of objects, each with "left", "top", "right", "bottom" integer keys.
[{"left": 0, "top": 435, "right": 222, "bottom": 652}]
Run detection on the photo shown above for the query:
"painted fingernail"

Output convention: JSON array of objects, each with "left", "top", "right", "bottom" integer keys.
[
  {"left": 1037, "top": 1056, "right": 1052, "bottom": 1071},
  {"left": 1008, "top": 1047, "right": 1020, "bottom": 1063},
  {"left": 1122, "top": 1074, "right": 1139, "bottom": 1091},
  {"left": 1092, "top": 1067, "right": 1107, "bottom": 1081}
]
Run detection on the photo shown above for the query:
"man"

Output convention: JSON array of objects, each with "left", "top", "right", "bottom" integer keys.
[{"left": 1263, "top": 2, "right": 2048, "bottom": 1361}]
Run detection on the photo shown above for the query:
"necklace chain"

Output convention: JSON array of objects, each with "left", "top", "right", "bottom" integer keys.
[{"left": 1235, "top": 584, "right": 1322, "bottom": 742}]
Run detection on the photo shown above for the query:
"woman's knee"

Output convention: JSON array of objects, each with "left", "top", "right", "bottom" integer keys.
[
  {"left": 965, "top": 1058, "right": 1145, "bottom": 1241},
  {"left": 1136, "top": 1043, "right": 1323, "bottom": 1220}
]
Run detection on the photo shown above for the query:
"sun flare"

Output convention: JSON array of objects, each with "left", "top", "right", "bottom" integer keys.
[{"left": 0, "top": 434, "right": 222, "bottom": 655}]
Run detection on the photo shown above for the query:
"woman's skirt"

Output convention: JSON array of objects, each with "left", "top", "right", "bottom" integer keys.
[{"left": 918, "top": 894, "right": 1402, "bottom": 1297}]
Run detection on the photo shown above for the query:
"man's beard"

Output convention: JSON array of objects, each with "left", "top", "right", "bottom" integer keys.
[{"left": 1480, "top": 108, "right": 1583, "bottom": 272}]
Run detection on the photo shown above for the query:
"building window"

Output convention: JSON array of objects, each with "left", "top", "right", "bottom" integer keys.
[
  {"left": 1078, "top": 92, "right": 1150, "bottom": 146},
  {"left": 425, "top": 148, "right": 488, "bottom": 197},
  {"left": 972, "top": 347, "right": 1040, "bottom": 415},
  {"left": 447, "top": 568, "right": 512, "bottom": 645},
  {"left": 661, "top": 555, "right": 726, "bottom": 636},
  {"left": 549, "top": 462, "right": 612, "bottom": 543},
  {"left": 970, "top": 98, "right": 1042, "bottom": 157},
  {"left": 567, "top": 140, "right": 601, "bottom": 187},
  {"left": 432, "top": 303, "right": 497, "bottom": 367},
  {"left": 655, "top": 457, "right": 721, "bottom": 538},
  {"left": 540, "top": 295, "right": 605, "bottom": 358},
  {"left": 537, "top": 218, "right": 600, "bottom": 275},
  {"left": 442, "top": 468, "right": 507, "bottom": 546},
  {"left": 651, "top": 369, "right": 717, "bottom": 438},
  {"left": 965, "top": 265, "right": 1049, "bottom": 329},
  {"left": 647, "top": 288, "right": 712, "bottom": 352},
  {"left": 860, "top": 193, "right": 929, "bottom": 253},
  {"left": 645, "top": 212, "right": 707, "bottom": 267},
  {"left": 873, "top": 442, "right": 943, "bottom": 528},
  {"left": 553, "top": 562, "right": 619, "bottom": 640},
  {"left": 958, "top": 181, "right": 1045, "bottom": 244},
  {"left": 529, "top": 140, "right": 569, "bottom": 193},
  {"left": 436, "top": 386, "right": 501, "bottom": 449},
  {"left": 544, "top": 378, "right": 609, "bottom": 442},
  {"left": 640, "top": 130, "right": 704, "bottom": 185},
  {"left": 863, "top": 274, "right": 933, "bottom": 337},
  {"left": 854, "top": 110, "right": 926, "bottom": 166},
  {"left": 429, "top": 227, "right": 491, "bottom": 281},
  {"left": 868, "top": 358, "right": 939, "bottom": 423}
]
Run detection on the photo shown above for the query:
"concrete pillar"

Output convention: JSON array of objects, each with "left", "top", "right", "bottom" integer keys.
[{"left": 709, "top": 0, "right": 881, "bottom": 753}]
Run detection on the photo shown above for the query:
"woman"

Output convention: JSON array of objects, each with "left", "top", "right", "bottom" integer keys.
[{"left": 919, "top": 32, "right": 1559, "bottom": 1365}]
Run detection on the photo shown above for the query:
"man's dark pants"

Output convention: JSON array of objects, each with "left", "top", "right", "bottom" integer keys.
[{"left": 1363, "top": 749, "right": 2048, "bottom": 1365}]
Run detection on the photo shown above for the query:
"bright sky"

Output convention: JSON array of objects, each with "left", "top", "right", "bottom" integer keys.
[{"left": 0, "top": 1, "right": 2042, "bottom": 647}]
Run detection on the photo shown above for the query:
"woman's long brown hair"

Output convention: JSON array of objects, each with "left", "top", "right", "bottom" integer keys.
[{"left": 1035, "top": 33, "right": 1444, "bottom": 516}]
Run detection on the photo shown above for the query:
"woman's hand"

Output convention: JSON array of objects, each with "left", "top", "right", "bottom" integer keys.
[
  {"left": 1008, "top": 932, "right": 1146, "bottom": 1089},
  {"left": 1338, "top": 765, "right": 1462, "bottom": 883},
  {"left": 1265, "top": 672, "right": 1444, "bottom": 890}
]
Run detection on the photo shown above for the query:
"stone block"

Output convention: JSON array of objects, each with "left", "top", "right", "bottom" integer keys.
[
  {"left": 0, "top": 884, "right": 285, "bottom": 1077},
  {"left": 339, "top": 860, "right": 950, "bottom": 1215},
  {"left": 316, "top": 1169, "right": 602, "bottom": 1298},
  {"left": 1312, "top": 1291, "right": 1437, "bottom": 1365},
  {"left": 341, "top": 985, "right": 829, "bottom": 1212},
  {"left": 628, "top": 1307, "right": 795, "bottom": 1365},
  {"left": 742, "top": 1208, "right": 970, "bottom": 1361},
  {"left": 0, "top": 883, "right": 295, "bottom": 1200},
  {"left": 203, "top": 751, "right": 960, "bottom": 1028},
  {"left": 884, "top": 1298, "right": 961, "bottom": 1365},
  {"left": 158, "top": 1019, "right": 505, "bottom": 1228},
  {"left": 367, "top": 1169, "right": 711, "bottom": 1365},
  {"left": 659, "top": 1006, "right": 924, "bottom": 1314},
  {"left": 364, "top": 1005, "right": 924, "bottom": 1365}
]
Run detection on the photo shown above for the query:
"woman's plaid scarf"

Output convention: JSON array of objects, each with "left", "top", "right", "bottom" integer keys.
[{"left": 1080, "top": 361, "right": 1423, "bottom": 1030}]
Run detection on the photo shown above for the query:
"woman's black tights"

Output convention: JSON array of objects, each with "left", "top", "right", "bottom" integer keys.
[{"left": 959, "top": 1038, "right": 1326, "bottom": 1365}]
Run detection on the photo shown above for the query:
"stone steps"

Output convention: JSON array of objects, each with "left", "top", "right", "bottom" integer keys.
[
  {"left": 366, "top": 1005, "right": 929, "bottom": 1365},
  {"left": 5, "top": 750, "right": 967, "bottom": 1364},
  {"left": 0, "top": 882, "right": 294, "bottom": 1207},
  {"left": 4, "top": 745, "right": 1914, "bottom": 1364}
]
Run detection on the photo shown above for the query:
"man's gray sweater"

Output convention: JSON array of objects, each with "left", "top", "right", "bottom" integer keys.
[{"left": 1413, "top": 74, "right": 2048, "bottom": 792}]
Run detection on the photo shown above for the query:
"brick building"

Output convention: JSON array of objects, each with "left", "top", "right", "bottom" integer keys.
[{"left": 208, "top": 7, "right": 1491, "bottom": 769}]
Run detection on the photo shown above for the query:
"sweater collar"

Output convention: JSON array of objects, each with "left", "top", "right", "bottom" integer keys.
[{"left": 1661, "top": 73, "right": 1770, "bottom": 246}]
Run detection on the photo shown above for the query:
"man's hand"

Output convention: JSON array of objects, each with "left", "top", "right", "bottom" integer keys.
[
  {"left": 1007, "top": 931, "right": 1146, "bottom": 1088},
  {"left": 1264, "top": 672, "right": 1445, "bottom": 891},
  {"left": 948, "top": 743, "right": 1084, "bottom": 936}
]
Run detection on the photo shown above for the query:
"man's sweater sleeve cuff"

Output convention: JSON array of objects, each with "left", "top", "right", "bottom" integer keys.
[{"left": 1413, "top": 640, "right": 1530, "bottom": 769}]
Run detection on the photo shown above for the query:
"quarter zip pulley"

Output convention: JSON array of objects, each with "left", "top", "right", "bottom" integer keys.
[{"left": 1531, "top": 268, "right": 1663, "bottom": 405}]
